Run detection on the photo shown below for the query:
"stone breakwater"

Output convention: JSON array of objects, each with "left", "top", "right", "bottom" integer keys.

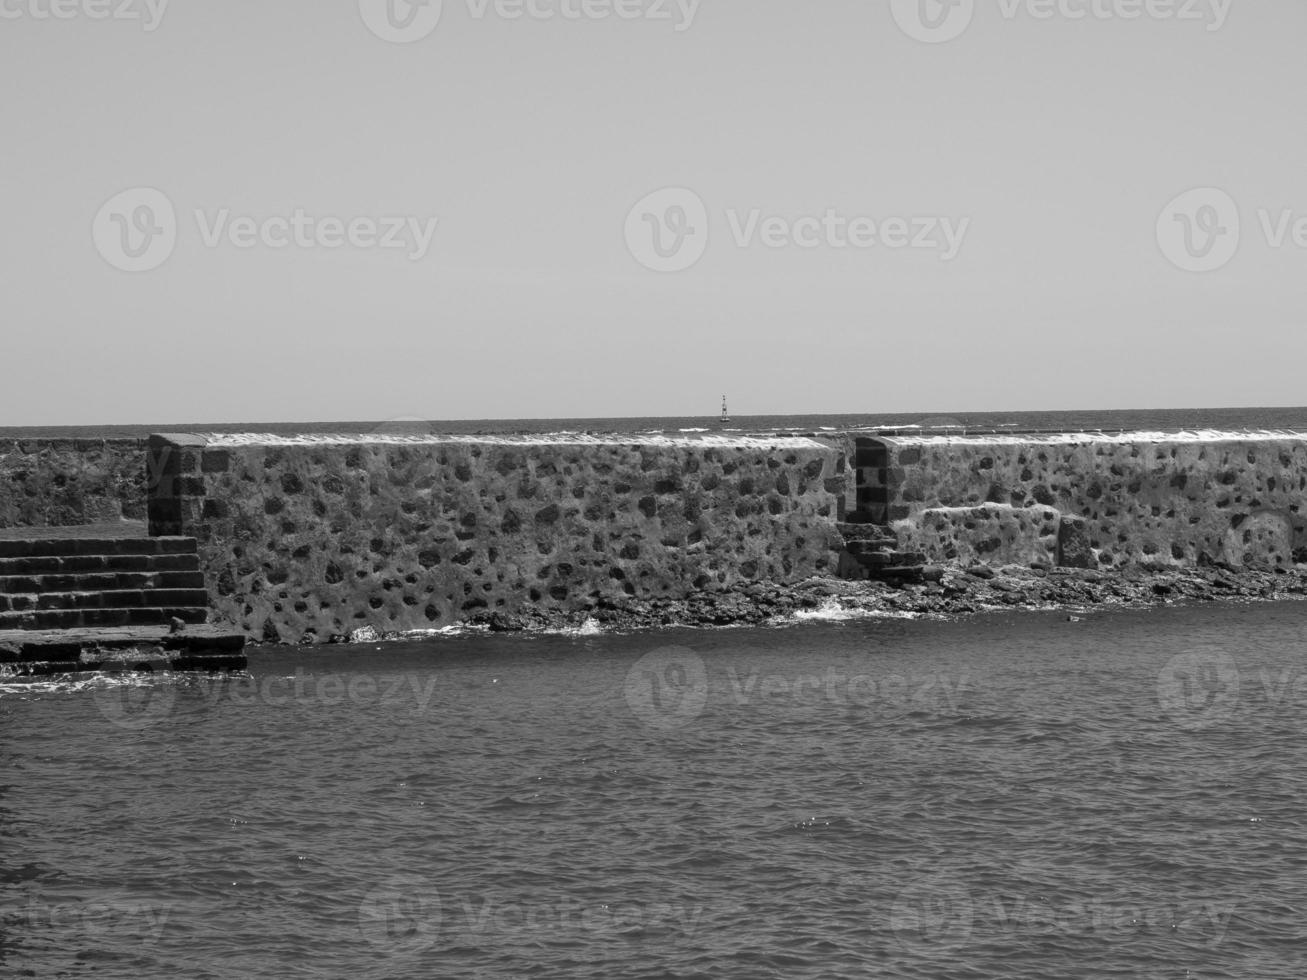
[
  {"left": 3, "top": 427, "right": 1302, "bottom": 643},
  {"left": 0, "top": 438, "right": 146, "bottom": 529},
  {"left": 147, "top": 433, "right": 846, "bottom": 644},
  {"left": 854, "top": 431, "right": 1307, "bottom": 572}
]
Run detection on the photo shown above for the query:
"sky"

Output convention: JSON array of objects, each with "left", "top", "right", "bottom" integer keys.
[{"left": 1, "top": 0, "right": 1305, "bottom": 425}]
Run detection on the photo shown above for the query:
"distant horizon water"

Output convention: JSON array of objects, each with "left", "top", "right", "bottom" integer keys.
[{"left": 6, "top": 407, "right": 1307, "bottom": 440}]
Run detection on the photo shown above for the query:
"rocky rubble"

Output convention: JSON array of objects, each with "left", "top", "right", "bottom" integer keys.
[{"left": 272, "top": 562, "right": 1307, "bottom": 645}]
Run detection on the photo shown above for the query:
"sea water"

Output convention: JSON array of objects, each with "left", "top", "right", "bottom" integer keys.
[{"left": 4, "top": 602, "right": 1307, "bottom": 978}]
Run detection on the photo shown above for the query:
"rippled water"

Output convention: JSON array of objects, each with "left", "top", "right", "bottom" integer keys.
[{"left": 5, "top": 603, "right": 1307, "bottom": 978}]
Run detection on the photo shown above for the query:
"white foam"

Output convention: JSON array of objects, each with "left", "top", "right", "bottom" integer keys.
[
  {"left": 880, "top": 429, "right": 1307, "bottom": 447},
  {"left": 197, "top": 432, "right": 831, "bottom": 450},
  {"left": 785, "top": 598, "right": 926, "bottom": 623},
  {"left": 566, "top": 617, "right": 604, "bottom": 637}
]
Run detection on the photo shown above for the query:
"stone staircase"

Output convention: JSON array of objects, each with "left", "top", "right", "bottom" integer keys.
[
  {"left": 838, "top": 519, "right": 929, "bottom": 584},
  {"left": 836, "top": 437, "right": 931, "bottom": 584},
  {"left": 0, "top": 535, "right": 246, "bottom": 676}
]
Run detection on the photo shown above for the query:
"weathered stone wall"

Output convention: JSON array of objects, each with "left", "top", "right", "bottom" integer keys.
[
  {"left": 0, "top": 438, "right": 147, "bottom": 529},
  {"left": 148, "top": 434, "right": 846, "bottom": 642},
  {"left": 863, "top": 434, "right": 1307, "bottom": 570}
]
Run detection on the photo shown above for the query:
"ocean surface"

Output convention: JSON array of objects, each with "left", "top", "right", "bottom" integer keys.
[
  {"left": 7, "top": 406, "right": 1307, "bottom": 439},
  {"left": 5, "top": 601, "right": 1307, "bottom": 978}
]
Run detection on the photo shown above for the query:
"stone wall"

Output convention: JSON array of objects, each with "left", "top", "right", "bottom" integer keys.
[
  {"left": 0, "top": 438, "right": 147, "bottom": 529},
  {"left": 147, "top": 433, "right": 847, "bottom": 642},
  {"left": 858, "top": 434, "right": 1307, "bottom": 570}
]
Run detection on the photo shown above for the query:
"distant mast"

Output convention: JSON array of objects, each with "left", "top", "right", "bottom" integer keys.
[{"left": 720, "top": 396, "right": 730, "bottom": 425}]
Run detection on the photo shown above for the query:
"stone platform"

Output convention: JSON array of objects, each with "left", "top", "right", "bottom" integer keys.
[{"left": 0, "top": 625, "right": 248, "bottom": 677}]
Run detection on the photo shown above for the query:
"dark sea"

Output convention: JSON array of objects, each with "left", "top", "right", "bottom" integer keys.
[
  {"left": 7, "top": 406, "right": 1307, "bottom": 439},
  {"left": 5, "top": 601, "right": 1307, "bottom": 978}
]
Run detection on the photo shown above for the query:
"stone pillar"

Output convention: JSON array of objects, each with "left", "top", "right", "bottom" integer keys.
[{"left": 147, "top": 434, "right": 209, "bottom": 537}]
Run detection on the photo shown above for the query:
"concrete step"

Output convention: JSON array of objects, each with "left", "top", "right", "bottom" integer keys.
[
  {"left": 843, "top": 511, "right": 890, "bottom": 526},
  {"left": 1, "top": 591, "right": 208, "bottom": 613},
  {"left": 854, "top": 551, "right": 927, "bottom": 567},
  {"left": 845, "top": 539, "right": 900, "bottom": 557},
  {"left": 0, "top": 607, "right": 208, "bottom": 631},
  {"left": 0, "top": 537, "right": 197, "bottom": 559},
  {"left": 837, "top": 521, "right": 896, "bottom": 541},
  {"left": 0, "top": 554, "right": 200, "bottom": 577},
  {"left": 0, "top": 571, "right": 206, "bottom": 594},
  {"left": 0, "top": 625, "right": 246, "bottom": 672},
  {"left": 18, "top": 590, "right": 210, "bottom": 612}
]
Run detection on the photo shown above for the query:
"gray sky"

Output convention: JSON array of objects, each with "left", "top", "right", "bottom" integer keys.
[{"left": 2, "top": 0, "right": 1304, "bottom": 425}]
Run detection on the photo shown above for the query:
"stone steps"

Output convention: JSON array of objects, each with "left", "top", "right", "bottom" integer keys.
[
  {"left": 0, "top": 535, "right": 243, "bottom": 673},
  {"left": 0, "top": 571, "right": 206, "bottom": 593},
  {"left": 0, "top": 607, "right": 209, "bottom": 631},
  {"left": 837, "top": 523, "right": 898, "bottom": 547},
  {"left": 0, "top": 589, "right": 209, "bottom": 613},
  {"left": 0, "top": 537, "right": 197, "bottom": 558},
  {"left": 837, "top": 512, "right": 928, "bottom": 582},
  {"left": 850, "top": 550, "right": 927, "bottom": 567},
  {"left": 0, "top": 553, "right": 200, "bottom": 576}
]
